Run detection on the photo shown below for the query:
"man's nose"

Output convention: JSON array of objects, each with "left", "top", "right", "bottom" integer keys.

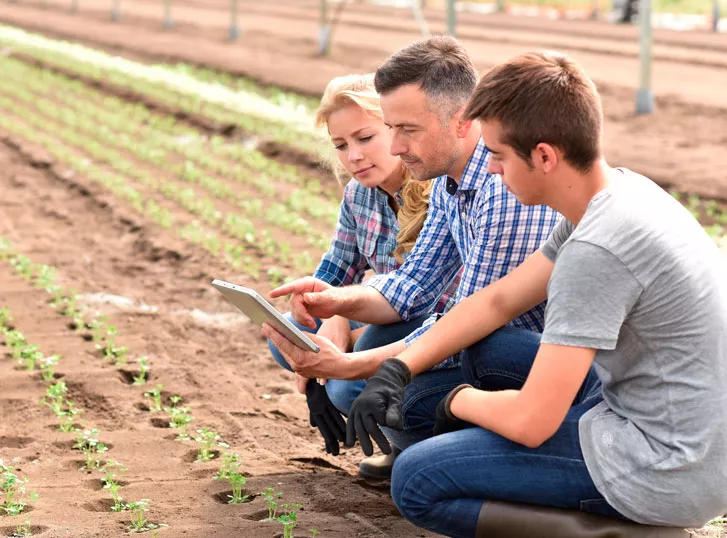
[{"left": 390, "top": 132, "right": 406, "bottom": 156}]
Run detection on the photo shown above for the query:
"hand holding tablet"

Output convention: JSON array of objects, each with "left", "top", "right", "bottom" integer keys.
[{"left": 211, "top": 279, "right": 320, "bottom": 353}]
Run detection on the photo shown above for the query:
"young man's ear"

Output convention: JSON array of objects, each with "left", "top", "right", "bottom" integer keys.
[{"left": 532, "top": 143, "right": 559, "bottom": 173}]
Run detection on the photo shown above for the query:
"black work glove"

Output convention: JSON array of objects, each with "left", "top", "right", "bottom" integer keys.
[
  {"left": 433, "top": 384, "right": 474, "bottom": 436},
  {"left": 345, "top": 358, "right": 411, "bottom": 457},
  {"left": 306, "top": 380, "right": 347, "bottom": 456}
]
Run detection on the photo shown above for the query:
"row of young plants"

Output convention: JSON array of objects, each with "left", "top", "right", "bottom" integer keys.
[
  {"left": 0, "top": 240, "right": 320, "bottom": 536},
  {"left": 0, "top": 97, "right": 306, "bottom": 282},
  {"left": 0, "top": 242, "right": 164, "bottom": 534},
  {"left": 0, "top": 25, "right": 325, "bottom": 158},
  {"left": 12, "top": 61, "right": 340, "bottom": 226},
  {"left": 0, "top": 55, "right": 336, "bottom": 242}
]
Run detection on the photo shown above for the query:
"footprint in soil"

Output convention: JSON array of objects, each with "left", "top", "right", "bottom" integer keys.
[{"left": 0, "top": 436, "right": 35, "bottom": 449}]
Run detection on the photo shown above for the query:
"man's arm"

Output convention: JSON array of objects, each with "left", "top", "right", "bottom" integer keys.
[{"left": 398, "top": 250, "right": 554, "bottom": 375}]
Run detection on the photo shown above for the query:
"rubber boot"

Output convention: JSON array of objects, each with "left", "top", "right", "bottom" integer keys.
[
  {"left": 475, "top": 501, "right": 690, "bottom": 538},
  {"left": 358, "top": 445, "right": 402, "bottom": 481}
]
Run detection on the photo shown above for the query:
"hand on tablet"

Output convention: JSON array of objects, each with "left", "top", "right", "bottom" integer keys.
[
  {"left": 269, "top": 277, "right": 343, "bottom": 329},
  {"left": 262, "top": 323, "right": 350, "bottom": 380}
]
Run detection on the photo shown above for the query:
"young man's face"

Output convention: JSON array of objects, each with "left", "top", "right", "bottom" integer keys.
[
  {"left": 480, "top": 120, "right": 544, "bottom": 206},
  {"left": 380, "top": 83, "right": 460, "bottom": 181}
]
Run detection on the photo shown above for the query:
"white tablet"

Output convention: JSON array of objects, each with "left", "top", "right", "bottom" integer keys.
[{"left": 211, "top": 279, "right": 320, "bottom": 353}]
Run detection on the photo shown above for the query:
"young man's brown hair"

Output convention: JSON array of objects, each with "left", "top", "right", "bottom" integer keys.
[
  {"left": 374, "top": 35, "right": 478, "bottom": 123},
  {"left": 463, "top": 51, "right": 603, "bottom": 172}
]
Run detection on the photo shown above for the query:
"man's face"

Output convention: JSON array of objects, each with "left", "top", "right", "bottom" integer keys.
[
  {"left": 480, "top": 120, "right": 544, "bottom": 206},
  {"left": 380, "top": 84, "right": 460, "bottom": 181}
]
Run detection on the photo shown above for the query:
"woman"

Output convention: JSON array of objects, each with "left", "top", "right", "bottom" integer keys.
[{"left": 267, "top": 73, "right": 456, "bottom": 460}]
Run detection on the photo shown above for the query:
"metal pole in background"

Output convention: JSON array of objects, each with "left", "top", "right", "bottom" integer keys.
[
  {"left": 411, "top": 0, "right": 431, "bottom": 36},
  {"left": 496, "top": 0, "right": 505, "bottom": 13},
  {"left": 319, "top": 0, "right": 331, "bottom": 55},
  {"left": 111, "top": 0, "right": 120, "bottom": 20},
  {"left": 229, "top": 0, "right": 240, "bottom": 40},
  {"left": 71, "top": 0, "right": 78, "bottom": 13},
  {"left": 163, "top": 0, "right": 173, "bottom": 28},
  {"left": 635, "top": 0, "right": 654, "bottom": 114},
  {"left": 447, "top": 0, "right": 456, "bottom": 36},
  {"left": 713, "top": 0, "right": 721, "bottom": 32}
]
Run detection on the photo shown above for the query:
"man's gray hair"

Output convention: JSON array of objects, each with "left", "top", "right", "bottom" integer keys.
[{"left": 374, "top": 35, "right": 478, "bottom": 123}]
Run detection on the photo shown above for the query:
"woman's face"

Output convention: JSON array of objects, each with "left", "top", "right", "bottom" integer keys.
[{"left": 327, "top": 103, "right": 404, "bottom": 194}]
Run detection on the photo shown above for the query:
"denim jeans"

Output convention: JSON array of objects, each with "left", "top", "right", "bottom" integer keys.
[
  {"left": 268, "top": 313, "right": 464, "bottom": 451},
  {"left": 391, "top": 327, "right": 623, "bottom": 538}
]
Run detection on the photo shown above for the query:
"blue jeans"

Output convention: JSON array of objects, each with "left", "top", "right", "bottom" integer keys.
[
  {"left": 268, "top": 313, "right": 446, "bottom": 440},
  {"left": 391, "top": 327, "right": 622, "bottom": 538}
]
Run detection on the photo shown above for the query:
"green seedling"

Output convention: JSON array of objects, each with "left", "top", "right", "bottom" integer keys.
[
  {"left": 310, "top": 529, "right": 321, "bottom": 537},
  {"left": 100, "top": 461, "right": 126, "bottom": 487},
  {"left": 107, "top": 482, "right": 125, "bottom": 512},
  {"left": 125, "top": 499, "right": 162, "bottom": 533},
  {"left": 18, "top": 345, "right": 42, "bottom": 371},
  {"left": 133, "top": 356, "right": 150, "bottom": 385},
  {"left": 34, "top": 264, "right": 57, "bottom": 289},
  {"left": 13, "top": 518, "right": 32, "bottom": 537},
  {"left": 5, "top": 330, "right": 27, "bottom": 353},
  {"left": 50, "top": 289, "right": 79, "bottom": 317},
  {"left": 277, "top": 503, "right": 303, "bottom": 538},
  {"left": 39, "top": 354, "right": 60, "bottom": 381},
  {"left": 0, "top": 306, "right": 13, "bottom": 328},
  {"left": 143, "top": 384, "right": 164, "bottom": 412},
  {"left": 1, "top": 460, "right": 38, "bottom": 516},
  {"left": 89, "top": 317, "right": 112, "bottom": 343},
  {"left": 58, "top": 401, "right": 82, "bottom": 432},
  {"left": 102, "top": 342, "right": 129, "bottom": 366},
  {"left": 165, "top": 406, "right": 193, "bottom": 440},
  {"left": 193, "top": 428, "right": 228, "bottom": 462},
  {"left": 169, "top": 395, "right": 182, "bottom": 408},
  {"left": 74, "top": 429, "right": 108, "bottom": 470},
  {"left": 41, "top": 381, "right": 68, "bottom": 416},
  {"left": 214, "top": 453, "right": 249, "bottom": 504},
  {"left": 262, "top": 487, "right": 283, "bottom": 521}
]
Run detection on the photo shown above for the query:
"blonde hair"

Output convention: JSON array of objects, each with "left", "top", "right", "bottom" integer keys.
[{"left": 315, "top": 73, "right": 432, "bottom": 262}]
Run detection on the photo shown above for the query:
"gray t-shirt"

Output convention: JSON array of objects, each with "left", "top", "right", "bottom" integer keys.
[{"left": 541, "top": 169, "right": 727, "bottom": 527}]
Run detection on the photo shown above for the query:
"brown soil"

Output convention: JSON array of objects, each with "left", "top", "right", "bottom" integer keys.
[
  {"left": 0, "top": 0, "right": 726, "bottom": 199},
  {"left": 0, "top": 3, "right": 724, "bottom": 537},
  {"left": 0, "top": 138, "right": 437, "bottom": 537}
]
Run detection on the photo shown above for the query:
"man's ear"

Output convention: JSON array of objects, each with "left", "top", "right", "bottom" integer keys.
[
  {"left": 454, "top": 109, "right": 474, "bottom": 138},
  {"left": 532, "top": 143, "right": 559, "bottom": 173}
]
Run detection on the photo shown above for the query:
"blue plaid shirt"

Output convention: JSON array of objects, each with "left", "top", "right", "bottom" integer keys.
[
  {"left": 365, "top": 138, "right": 560, "bottom": 367},
  {"left": 314, "top": 180, "right": 456, "bottom": 312}
]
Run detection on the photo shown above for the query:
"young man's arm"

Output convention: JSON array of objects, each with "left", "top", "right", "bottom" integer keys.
[{"left": 399, "top": 250, "right": 554, "bottom": 375}]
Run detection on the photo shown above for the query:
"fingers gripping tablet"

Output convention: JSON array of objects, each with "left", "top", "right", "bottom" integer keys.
[{"left": 211, "top": 279, "right": 320, "bottom": 353}]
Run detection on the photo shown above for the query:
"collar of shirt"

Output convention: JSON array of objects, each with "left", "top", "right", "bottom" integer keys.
[{"left": 442, "top": 138, "right": 492, "bottom": 196}]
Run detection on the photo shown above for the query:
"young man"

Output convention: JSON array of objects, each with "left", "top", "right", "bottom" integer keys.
[
  {"left": 346, "top": 51, "right": 726, "bottom": 537},
  {"left": 264, "top": 37, "right": 559, "bottom": 472}
]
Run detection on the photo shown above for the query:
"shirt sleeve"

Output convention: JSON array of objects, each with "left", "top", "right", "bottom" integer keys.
[
  {"left": 364, "top": 179, "right": 462, "bottom": 320},
  {"left": 541, "top": 218, "right": 575, "bottom": 262},
  {"left": 542, "top": 241, "right": 643, "bottom": 350},
  {"left": 313, "top": 185, "right": 369, "bottom": 287}
]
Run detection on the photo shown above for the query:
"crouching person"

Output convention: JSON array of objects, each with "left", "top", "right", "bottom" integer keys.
[{"left": 346, "top": 50, "right": 727, "bottom": 537}]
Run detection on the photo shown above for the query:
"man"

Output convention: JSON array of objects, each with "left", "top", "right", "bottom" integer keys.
[
  {"left": 264, "top": 36, "right": 559, "bottom": 475},
  {"left": 346, "top": 51, "right": 724, "bottom": 537}
]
